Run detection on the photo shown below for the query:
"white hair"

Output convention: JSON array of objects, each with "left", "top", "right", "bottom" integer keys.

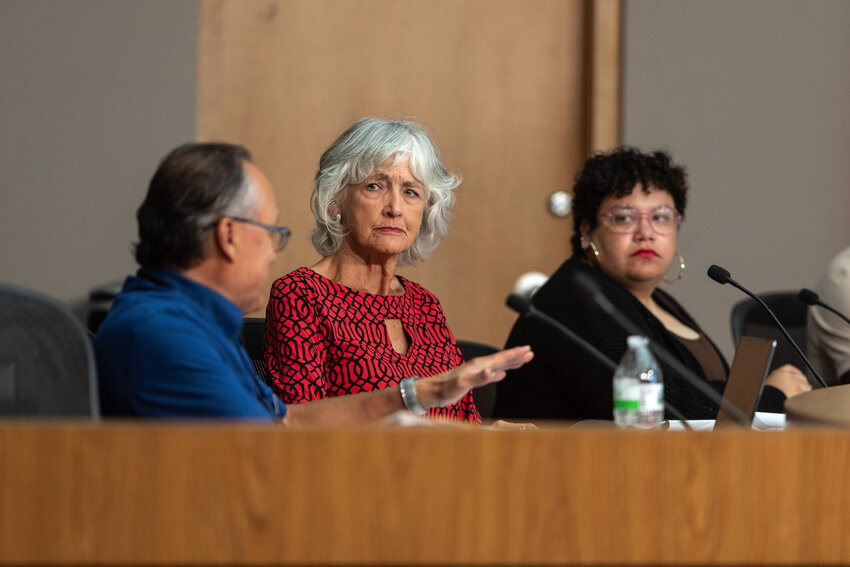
[{"left": 310, "top": 118, "right": 460, "bottom": 266}]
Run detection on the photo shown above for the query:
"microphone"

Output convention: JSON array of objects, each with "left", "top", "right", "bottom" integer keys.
[
  {"left": 572, "top": 273, "right": 751, "bottom": 426},
  {"left": 706, "top": 264, "right": 732, "bottom": 285},
  {"left": 507, "top": 294, "right": 615, "bottom": 372},
  {"left": 707, "top": 265, "right": 828, "bottom": 388},
  {"left": 799, "top": 288, "right": 850, "bottom": 327},
  {"left": 506, "top": 293, "right": 693, "bottom": 425}
]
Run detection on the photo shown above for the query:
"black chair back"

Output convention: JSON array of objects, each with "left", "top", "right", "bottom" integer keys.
[
  {"left": 86, "top": 280, "right": 123, "bottom": 334},
  {"left": 240, "top": 317, "right": 273, "bottom": 386},
  {"left": 0, "top": 283, "right": 99, "bottom": 417},
  {"left": 730, "top": 291, "right": 808, "bottom": 372},
  {"left": 457, "top": 339, "right": 499, "bottom": 418}
]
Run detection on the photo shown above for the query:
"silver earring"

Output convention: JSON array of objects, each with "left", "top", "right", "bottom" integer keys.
[{"left": 334, "top": 213, "right": 341, "bottom": 222}]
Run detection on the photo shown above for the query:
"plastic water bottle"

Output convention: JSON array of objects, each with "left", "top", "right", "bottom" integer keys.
[{"left": 613, "top": 335, "right": 665, "bottom": 428}]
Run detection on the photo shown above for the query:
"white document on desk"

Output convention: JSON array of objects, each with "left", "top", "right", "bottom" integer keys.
[{"left": 668, "top": 412, "right": 786, "bottom": 431}]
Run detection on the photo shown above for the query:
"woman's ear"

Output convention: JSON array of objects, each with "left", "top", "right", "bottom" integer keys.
[{"left": 579, "top": 220, "right": 592, "bottom": 248}]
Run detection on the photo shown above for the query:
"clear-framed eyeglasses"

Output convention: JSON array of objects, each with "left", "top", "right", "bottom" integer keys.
[
  {"left": 228, "top": 217, "right": 292, "bottom": 251},
  {"left": 597, "top": 205, "right": 682, "bottom": 235}
]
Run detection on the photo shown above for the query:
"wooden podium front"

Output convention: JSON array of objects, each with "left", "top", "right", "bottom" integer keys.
[{"left": 1, "top": 421, "right": 849, "bottom": 565}]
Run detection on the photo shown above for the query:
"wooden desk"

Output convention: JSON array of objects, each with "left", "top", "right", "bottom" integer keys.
[{"left": 1, "top": 421, "right": 849, "bottom": 565}]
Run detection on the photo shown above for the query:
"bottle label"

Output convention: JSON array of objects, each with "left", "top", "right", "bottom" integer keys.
[
  {"left": 614, "top": 382, "right": 640, "bottom": 410},
  {"left": 638, "top": 383, "right": 664, "bottom": 411},
  {"left": 614, "top": 382, "right": 663, "bottom": 411}
]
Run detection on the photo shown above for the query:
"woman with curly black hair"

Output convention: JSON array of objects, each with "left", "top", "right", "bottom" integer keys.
[{"left": 493, "top": 147, "right": 809, "bottom": 421}]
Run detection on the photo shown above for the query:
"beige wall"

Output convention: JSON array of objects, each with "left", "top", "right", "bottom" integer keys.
[
  {"left": 622, "top": 0, "right": 850, "bottom": 358},
  {"left": 0, "top": 0, "right": 197, "bottom": 316}
]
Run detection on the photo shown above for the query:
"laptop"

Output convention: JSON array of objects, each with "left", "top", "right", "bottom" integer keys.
[{"left": 714, "top": 336, "right": 777, "bottom": 428}]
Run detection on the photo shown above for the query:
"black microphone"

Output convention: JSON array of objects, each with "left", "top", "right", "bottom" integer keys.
[
  {"left": 572, "top": 272, "right": 751, "bottom": 426},
  {"left": 707, "top": 265, "right": 828, "bottom": 388},
  {"left": 799, "top": 288, "right": 850, "bottom": 327},
  {"left": 506, "top": 293, "right": 693, "bottom": 425},
  {"left": 507, "top": 293, "right": 615, "bottom": 372},
  {"left": 706, "top": 264, "right": 732, "bottom": 285}
]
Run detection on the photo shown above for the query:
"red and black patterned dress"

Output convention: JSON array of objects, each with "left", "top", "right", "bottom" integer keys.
[{"left": 264, "top": 267, "right": 480, "bottom": 422}]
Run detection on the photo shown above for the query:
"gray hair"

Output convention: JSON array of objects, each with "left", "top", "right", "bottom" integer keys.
[
  {"left": 310, "top": 118, "right": 460, "bottom": 266},
  {"left": 136, "top": 142, "right": 260, "bottom": 269},
  {"left": 220, "top": 172, "right": 260, "bottom": 219}
]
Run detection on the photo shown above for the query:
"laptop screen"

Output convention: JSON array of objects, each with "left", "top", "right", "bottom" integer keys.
[{"left": 715, "top": 336, "right": 776, "bottom": 428}]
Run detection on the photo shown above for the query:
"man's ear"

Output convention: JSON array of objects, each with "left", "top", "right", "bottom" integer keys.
[{"left": 213, "top": 218, "right": 239, "bottom": 262}]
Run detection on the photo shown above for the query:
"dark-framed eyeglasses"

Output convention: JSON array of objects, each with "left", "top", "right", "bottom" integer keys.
[
  {"left": 228, "top": 217, "right": 292, "bottom": 251},
  {"left": 597, "top": 205, "right": 682, "bottom": 235}
]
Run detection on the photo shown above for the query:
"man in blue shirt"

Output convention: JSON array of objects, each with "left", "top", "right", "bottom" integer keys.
[{"left": 95, "top": 143, "right": 532, "bottom": 424}]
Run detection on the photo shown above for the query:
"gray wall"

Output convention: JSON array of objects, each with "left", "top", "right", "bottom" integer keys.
[
  {"left": 2, "top": 0, "right": 849, "bottom": 358},
  {"left": 0, "top": 0, "right": 197, "bottom": 315},
  {"left": 622, "top": 0, "right": 850, "bottom": 358}
]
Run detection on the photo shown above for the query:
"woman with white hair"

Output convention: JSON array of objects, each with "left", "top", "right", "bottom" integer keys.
[{"left": 264, "top": 118, "right": 479, "bottom": 421}]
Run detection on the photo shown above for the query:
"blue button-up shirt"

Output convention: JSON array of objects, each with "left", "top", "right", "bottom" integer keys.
[{"left": 94, "top": 267, "right": 285, "bottom": 420}]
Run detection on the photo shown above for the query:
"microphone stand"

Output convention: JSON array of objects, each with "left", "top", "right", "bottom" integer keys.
[
  {"left": 571, "top": 274, "right": 752, "bottom": 427},
  {"left": 800, "top": 288, "right": 850, "bottom": 327},
  {"left": 506, "top": 294, "right": 694, "bottom": 428},
  {"left": 707, "top": 266, "right": 828, "bottom": 388}
]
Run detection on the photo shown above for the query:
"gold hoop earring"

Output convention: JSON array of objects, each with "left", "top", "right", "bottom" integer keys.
[
  {"left": 663, "top": 251, "right": 686, "bottom": 284},
  {"left": 588, "top": 241, "right": 600, "bottom": 258}
]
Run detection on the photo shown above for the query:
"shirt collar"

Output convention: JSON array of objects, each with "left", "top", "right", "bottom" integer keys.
[{"left": 133, "top": 267, "right": 244, "bottom": 341}]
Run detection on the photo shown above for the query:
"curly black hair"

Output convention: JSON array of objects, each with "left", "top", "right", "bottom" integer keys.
[{"left": 570, "top": 146, "right": 688, "bottom": 256}]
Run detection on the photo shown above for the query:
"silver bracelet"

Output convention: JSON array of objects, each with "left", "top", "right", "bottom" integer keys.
[{"left": 399, "top": 377, "right": 427, "bottom": 415}]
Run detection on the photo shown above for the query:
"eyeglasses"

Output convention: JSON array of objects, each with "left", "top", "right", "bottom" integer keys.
[
  {"left": 597, "top": 205, "right": 682, "bottom": 235},
  {"left": 229, "top": 217, "right": 292, "bottom": 251}
]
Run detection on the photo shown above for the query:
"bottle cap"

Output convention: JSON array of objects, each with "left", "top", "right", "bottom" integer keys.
[{"left": 626, "top": 335, "right": 649, "bottom": 349}]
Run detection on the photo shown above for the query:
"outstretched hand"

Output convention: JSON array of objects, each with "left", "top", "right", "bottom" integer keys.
[{"left": 415, "top": 345, "right": 534, "bottom": 409}]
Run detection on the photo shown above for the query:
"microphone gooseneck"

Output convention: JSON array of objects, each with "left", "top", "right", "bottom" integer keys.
[
  {"left": 504, "top": 293, "right": 692, "bottom": 426},
  {"left": 799, "top": 288, "right": 850, "bottom": 327},
  {"left": 506, "top": 293, "right": 615, "bottom": 371},
  {"left": 706, "top": 266, "right": 828, "bottom": 388},
  {"left": 572, "top": 272, "right": 751, "bottom": 426}
]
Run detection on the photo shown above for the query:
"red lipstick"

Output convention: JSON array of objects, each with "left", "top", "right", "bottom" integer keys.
[{"left": 632, "top": 249, "right": 659, "bottom": 258}]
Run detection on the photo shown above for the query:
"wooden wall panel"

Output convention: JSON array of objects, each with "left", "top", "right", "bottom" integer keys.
[{"left": 197, "top": 0, "right": 620, "bottom": 346}]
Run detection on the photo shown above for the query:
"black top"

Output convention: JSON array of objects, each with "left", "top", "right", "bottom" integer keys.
[{"left": 493, "top": 256, "right": 786, "bottom": 420}]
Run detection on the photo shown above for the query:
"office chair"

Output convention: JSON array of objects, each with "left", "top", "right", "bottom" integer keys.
[
  {"left": 456, "top": 339, "right": 499, "bottom": 418},
  {"left": 730, "top": 291, "right": 808, "bottom": 373},
  {"left": 0, "top": 282, "right": 100, "bottom": 417},
  {"left": 240, "top": 317, "right": 273, "bottom": 386},
  {"left": 86, "top": 280, "right": 123, "bottom": 334}
]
